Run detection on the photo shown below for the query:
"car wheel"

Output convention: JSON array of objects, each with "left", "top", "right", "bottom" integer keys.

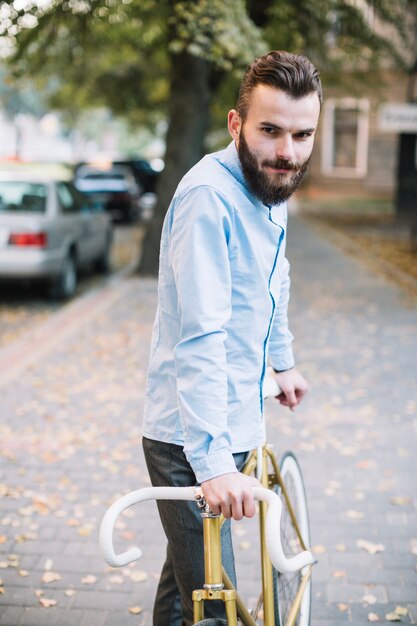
[
  {"left": 96, "top": 234, "right": 112, "bottom": 274},
  {"left": 49, "top": 253, "right": 77, "bottom": 300}
]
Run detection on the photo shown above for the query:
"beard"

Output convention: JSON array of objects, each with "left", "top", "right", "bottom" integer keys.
[{"left": 237, "top": 129, "right": 309, "bottom": 206}]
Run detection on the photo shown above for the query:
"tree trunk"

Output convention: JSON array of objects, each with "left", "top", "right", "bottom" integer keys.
[{"left": 138, "top": 51, "right": 212, "bottom": 275}]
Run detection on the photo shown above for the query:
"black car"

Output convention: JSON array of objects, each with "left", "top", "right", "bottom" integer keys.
[
  {"left": 74, "top": 166, "right": 142, "bottom": 223},
  {"left": 112, "top": 159, "right": 159, "bottom": 194}
]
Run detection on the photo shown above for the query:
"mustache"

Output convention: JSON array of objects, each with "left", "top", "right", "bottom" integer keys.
[{"left": 261, "top": 158, "right": 302, "bottom": 171}]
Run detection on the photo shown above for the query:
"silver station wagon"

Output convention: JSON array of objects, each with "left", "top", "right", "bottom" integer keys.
[{"left": 0, "top": 172, "right": 113, "bottom": 299}]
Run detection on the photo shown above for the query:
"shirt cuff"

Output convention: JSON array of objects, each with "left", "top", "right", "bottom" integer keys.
[
  {"left": 269, "top": 347, "right": 295, "bottom": 373},
  {"left": 190, "top": 449, "right": 238, "bottom": 484}
]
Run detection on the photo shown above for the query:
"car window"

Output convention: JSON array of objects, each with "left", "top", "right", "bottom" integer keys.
[
  {"left": 84, "top": 173, "right": 125, "bottom": 181},
  {"left": 0, "top": 181, "right": 47, "bottom": 213},
  {"left": 57, "top": 181, "right": 90, "bottom": 214}
]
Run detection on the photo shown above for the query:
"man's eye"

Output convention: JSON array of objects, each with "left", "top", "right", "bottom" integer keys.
[
  {"left": 261, "top": 127, "right": 276, "bottom": 134},
  {"left": 295, "top": 132, "right": 313, "bottom": 139}
]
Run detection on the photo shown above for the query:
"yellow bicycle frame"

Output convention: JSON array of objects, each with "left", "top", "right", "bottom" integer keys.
[{"left": 192, "top": 444, "right": 312, "bottom": 626}]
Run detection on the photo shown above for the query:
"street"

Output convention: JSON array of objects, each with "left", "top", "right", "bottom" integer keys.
[{"left": 0, "top": 215, "right": 416, "bottom": 626}]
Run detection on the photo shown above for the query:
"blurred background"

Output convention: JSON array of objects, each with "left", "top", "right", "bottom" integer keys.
[{"left": 0, "top": 0, "right": 416, "bottom": 299}]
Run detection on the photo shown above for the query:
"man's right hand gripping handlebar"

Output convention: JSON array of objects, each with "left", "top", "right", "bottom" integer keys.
[{"left": 201, "top": 472, "right": 261, "bottom": 520}]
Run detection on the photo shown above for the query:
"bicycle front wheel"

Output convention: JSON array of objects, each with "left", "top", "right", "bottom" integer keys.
[{"left": 273, "top": 452, "right": 312, "bottom": 626}]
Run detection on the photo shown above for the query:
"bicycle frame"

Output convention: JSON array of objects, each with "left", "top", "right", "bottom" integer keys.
[{"left": 191, "top": 444, "right": 312, "bottom": 626}]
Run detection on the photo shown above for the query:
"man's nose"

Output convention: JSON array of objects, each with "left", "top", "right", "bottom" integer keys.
[{"left": 275, "top": 135, "right": 295, "bottom": 162}]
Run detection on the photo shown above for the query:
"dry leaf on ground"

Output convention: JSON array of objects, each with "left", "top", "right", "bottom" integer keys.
[
  {"left": 131, "top": 571, "right": 148, "bottom": 583},
  {"left": 39, "top": 597, "right": 57, "bottom": 608},
  {"left": 109, "top": 575, "right": 124, "bottom": 584},
  {"left": 312, "top": 544, "right": 327, "bottom": 554},
  {"left": 42, "top": 571, "right": 61, "bottom": 583},
  {"left": 385, "top": 613, "right": 401, "bottom": 622},
  {"left": 81, "top": 575, "right": 97, "bottom": 585},
  {"left": 357, "top": 539, "right": 385, "bottom": 554},
  {"left": 129, "top": 606, "right": 143, "bottom": 615},
  {"left": 394, "top": 606, "right": 409, "bottom": 617},
  {"left": 363, "top": 594, "right": 377, "bottom": 604},
  {"left": 368, "top": 612, "right": 380, "bottom": 622},
  {"left": 390, "top": 496, "right": 411, "bottom": 506}
]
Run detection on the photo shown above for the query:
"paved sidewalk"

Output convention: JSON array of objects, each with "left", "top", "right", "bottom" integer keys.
[{"left": 0, "top": 216, "right": 416, "bottom": 626}]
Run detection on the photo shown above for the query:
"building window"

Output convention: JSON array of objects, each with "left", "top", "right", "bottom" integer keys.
[{"left": 322, "top": 98, "right": 370, "bottom": 178}]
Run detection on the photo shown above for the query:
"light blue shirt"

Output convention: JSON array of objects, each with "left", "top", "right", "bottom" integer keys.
[{"left": 142, "top": 141, "right": 295, "bottom": 483}]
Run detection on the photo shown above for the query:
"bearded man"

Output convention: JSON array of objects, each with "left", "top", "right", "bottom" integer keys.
[{"left": 142, "top": 50, "right": 322, "bottom": 626}]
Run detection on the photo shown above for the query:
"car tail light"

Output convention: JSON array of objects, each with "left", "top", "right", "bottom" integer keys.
[{"left": 9, "top": 232, "right": 48, "bottom": 247}]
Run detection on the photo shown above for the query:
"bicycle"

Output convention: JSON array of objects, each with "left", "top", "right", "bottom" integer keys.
[{"left": 100, "top": 368, "right": 314, "bottom": 625}]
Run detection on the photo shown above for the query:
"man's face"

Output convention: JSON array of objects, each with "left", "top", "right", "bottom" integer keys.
[{"left": 228, "top": 85, "right": 321, "bottom": 205}]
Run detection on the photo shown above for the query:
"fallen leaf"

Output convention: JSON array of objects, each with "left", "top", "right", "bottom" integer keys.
[
  {"left": 332, "top": 570, "right": 346, "bottom": 578},
  {"left": 357, "top": 460, "right": 376, "bottom": 470},
  {"left": 394, "top": 607, "right": 409, "bottom": 617},
  {"left": 65, "top": 589, "right": 77, "bottom": 597},
  {"left": 44, "top": 559, "right": 53, "bottom": 571},
  {"left": 312, "top": 544, "right": 327, "bottom": 555},
  {"left": 78, "top": 524, "right": 94, "bottom": 537},
  {"left": 0, "top": 535, "right": 7, "bottom": 544},
  {"left": 357, "top": 540, "right": 385, "bottom": 554},
  {"left": 122, "top": 531, "right": 135, "bottom": 541},
  {"left": 239, "top": 541, "right": 251, "bottom": 550},
  {"left": 390, "top": 496, "right": 411, "bottom": 506},
  {"left": 39, "top": 597, "right": 57, "bottom": 608},
  {"left": 338, "top": 603, "right": 349, "bottom": 612},
  {"left": 42, "top": 571, "right": 62, "bottom": 583},
  {"left": 67, "top": 518, "right": 80, "bottom": 527},
  {"left": 18, "top": 570, "right": 29, "bottom": 577},
  {"left": 131, "top": 570, "right": 148, "bottom": 583},
  {"left": 129, "top": 606, "right": 143, "bottom": 615},
  {"left": 109, "top": 575, "right": 124, "bottom": 584},
  {"left": 347, "top": 510, "right": 365, "bottom": 520},
  {"left": 363, "top": 594, "right": 377, "bottom": 604},
  {"left": 335, "top": 543, "right": 347, "bottom": 552},
  {"left": 368, "top": 613, "right": 380, "bottom": 622},
  {"left": 81, "top": 575, "right": 97, "bottom": 585},
  {"left": 385, "top": 612, "right": 401, "bottom": 622}
]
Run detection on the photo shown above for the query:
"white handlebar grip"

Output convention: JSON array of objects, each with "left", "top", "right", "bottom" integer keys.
[
  {"left": 252, "top": 487, "right": 314, "bottom": 572},
  {"left": 262, "top": 367, "right": 282, "bottom": 398},
  {"left": 99, "top": 486, "right": 196, "bottom": 567}
]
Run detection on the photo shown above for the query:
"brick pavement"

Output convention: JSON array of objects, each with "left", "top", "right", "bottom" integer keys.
[{"left": 0, "top": 215, "right": 416, "bottom": 626}]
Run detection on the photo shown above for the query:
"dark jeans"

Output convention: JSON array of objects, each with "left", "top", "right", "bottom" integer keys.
[{"left": 142, "top": 437, "right": 248, "bottom": 626}]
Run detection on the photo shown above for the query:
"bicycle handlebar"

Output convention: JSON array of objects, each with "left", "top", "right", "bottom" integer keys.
[{"left": 99, "top": 485, "right": 314, "bottom": 574}]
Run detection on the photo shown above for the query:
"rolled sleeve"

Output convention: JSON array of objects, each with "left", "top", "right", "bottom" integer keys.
[{"left": 170, "top": 186, "right": 237, "bottom": 482}]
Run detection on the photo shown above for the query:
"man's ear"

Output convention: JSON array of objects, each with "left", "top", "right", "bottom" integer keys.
[{"left": 228, "top": 110, "right": 242, "bottom": 143}]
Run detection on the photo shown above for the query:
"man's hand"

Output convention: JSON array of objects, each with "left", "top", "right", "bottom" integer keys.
[
  {"left": 201, "top": 472, "right": 261, "bottom": 520},
  {"left": 274, "top": 367, "right": 309, "bottom": 411}
]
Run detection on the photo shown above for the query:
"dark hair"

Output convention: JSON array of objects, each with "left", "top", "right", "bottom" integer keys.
[{"left": 237, "top": 50, "right": 323, "bottom": 119}]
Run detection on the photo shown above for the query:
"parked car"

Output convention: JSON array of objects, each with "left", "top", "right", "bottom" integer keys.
[
  {"left": 74, "top": 165, "right": 142, "bottom": 222},
  {"left": 0, "top": 172, "right": 113, "bottom": 300},
  {"left": 112, "top": 159, "right": 159, "bottom": 193}
]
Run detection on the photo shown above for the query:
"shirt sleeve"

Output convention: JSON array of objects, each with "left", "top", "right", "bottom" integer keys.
[
  {"left": 169, "top": 185, "right": 238, "bottom": 483},
  {"left": 268, "top": 256, "right": 295, "bottom": 371}
]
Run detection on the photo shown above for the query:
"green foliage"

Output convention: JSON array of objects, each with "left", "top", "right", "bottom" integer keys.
[
  {"left": 0, "top": 0, "right": 415, "bottom": 131},
  {"left": 168, "top": 0, "right": 265, "bottom": 70}
]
